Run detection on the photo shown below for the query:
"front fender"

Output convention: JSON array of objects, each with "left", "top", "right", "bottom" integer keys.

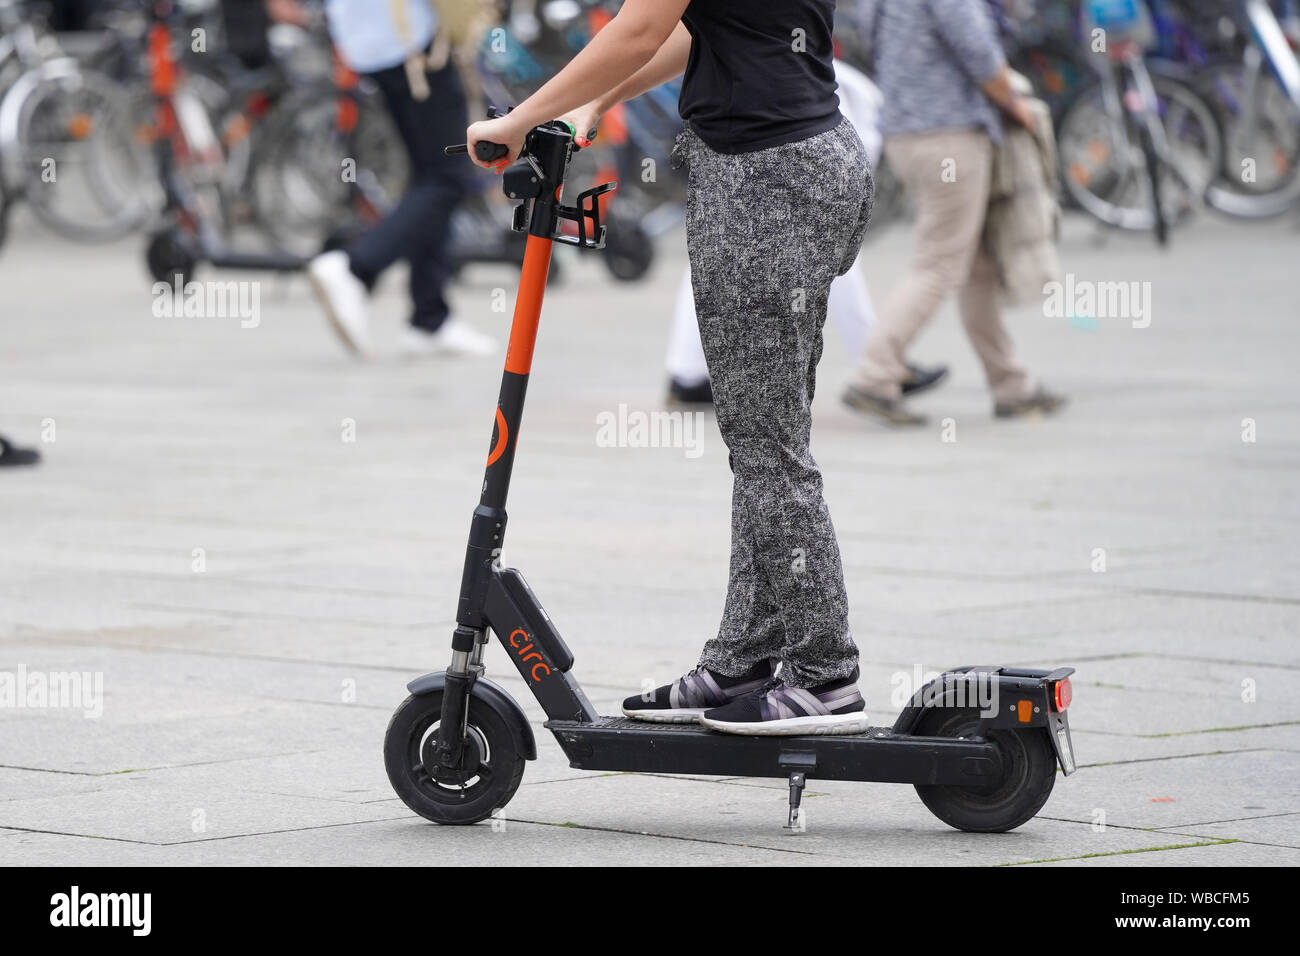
[{"left": 406, "top": 671, "right": 537, "bottom": 760}]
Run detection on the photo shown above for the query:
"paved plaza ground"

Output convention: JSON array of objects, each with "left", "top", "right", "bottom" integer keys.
[{"left": 1, "top": 207, "right": 1298, "bottom": 865}]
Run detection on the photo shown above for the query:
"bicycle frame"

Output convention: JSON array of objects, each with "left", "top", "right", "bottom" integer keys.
[{"left": 1244, "top": 0, "right": 1300, "bottom": 108}]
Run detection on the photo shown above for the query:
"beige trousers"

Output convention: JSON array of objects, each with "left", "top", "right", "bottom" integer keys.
[{"left": 851, "top": 128, "right": 1033, "bottom": 402}]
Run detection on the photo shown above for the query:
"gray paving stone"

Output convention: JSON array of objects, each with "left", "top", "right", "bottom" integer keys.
[
  {"left": 0, "top": 818, "right": 796, "bottom": 867},
  {"left": 0, "top": 768, "right": 111, "bottom": 803},
  {"left": 1039, "top": 749, "right": 1300, "bottom": 829},
  {"left": 0, "top": 782, "right": 410, "bottom": 844},
  {"left": 393, "top": 769, "right": 1182, "bottom": 866},
  {"left": 1157, "top": 811, "right": 1300, "bottom": 849},
  {"left": 2, "top": 207, "right": 1296, "bottom": 865},
  {"left": 1027, "top": 839, "right": 1300, "bottom": 866}
]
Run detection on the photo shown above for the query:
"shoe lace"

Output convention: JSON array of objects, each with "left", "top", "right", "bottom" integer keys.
[{"left": 746, "top": 675, "right": 783, "bottom": 699}]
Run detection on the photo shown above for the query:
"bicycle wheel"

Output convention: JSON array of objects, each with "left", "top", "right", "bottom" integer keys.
[
  {"left": 0, "top": 177, "right": 9, "bottom": 251},
  {"left": 1058, "top": 72, "right": 1221, "bottom": 233},
  {"left": 248, "top": 84, "right": 407, "bottom": 256},
  {"left": 1200, "top": 63, "right": 1300, "bottom": 218},
  {"left": 0, "top": 60, "right": 155, "bottom": 242}
]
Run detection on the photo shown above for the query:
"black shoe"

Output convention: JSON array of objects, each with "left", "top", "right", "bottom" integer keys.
[
  {"left": 0, "top": 436, "right": 39, "bottom": 467},
  {"left": 622, "top": 660, "right": 772, "bottom": 723},
  {"left": 842, "top": 385, "right": 927, "bottom": 426},
  {"left": 699, "top": 668, "right": 869, "bottom": 736},
  {"left": 667, "top": 377, "right": 714, "bottom": 406},
  {"left": 901, "top": 363, "right": 948, "bottom": 397},
  {"left": 994, "top": 387, "right": 1067, "bottom": 419}
]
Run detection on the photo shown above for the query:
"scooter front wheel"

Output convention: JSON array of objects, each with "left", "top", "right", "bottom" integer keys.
[
  {"left": 384, "top": 690, "right": 526, "bottom": 825},
  {"left": 913, "top": 707, "right": 1056, "bottom": 833}
]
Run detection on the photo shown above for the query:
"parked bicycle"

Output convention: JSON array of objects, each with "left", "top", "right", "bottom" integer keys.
[
  {"left": 0, "top": 0, "right": 152, "bottom": 242},
  {"left": 1198, "top": 0, "right": 1300, "bottom": 218},
  {"left": 1058, "top": 0, "right": 1222, "bottom": 243}
]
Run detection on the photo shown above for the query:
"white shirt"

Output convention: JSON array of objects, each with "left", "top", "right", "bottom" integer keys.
[{"left": 325, "top": 0, "right": 438, "bottom": 74}]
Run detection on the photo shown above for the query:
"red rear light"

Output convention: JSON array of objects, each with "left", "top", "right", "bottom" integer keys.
[{"left": 1053, "top": 678, "right": 1073, "bottom": 712}]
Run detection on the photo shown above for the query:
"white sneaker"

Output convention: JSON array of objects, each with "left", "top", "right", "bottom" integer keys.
[
  {"left": 398, "top": 320, "right": 496, "bottom": 358},
  {"left": 306, "top": 250, "right": 372, "bottom": 358}
]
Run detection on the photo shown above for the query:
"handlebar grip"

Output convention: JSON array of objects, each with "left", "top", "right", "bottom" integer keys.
[
  {"left": 443, "top": 142, "right": 511, "bottom": 161},
  {"left": 474, "top": 141, "right": 510, "bottom": 162}
]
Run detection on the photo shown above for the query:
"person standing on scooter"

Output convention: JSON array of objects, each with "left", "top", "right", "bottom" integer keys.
[
  {"left": 308, "top": 0, "right": 495, "bottom": 359},
  {"left": 464, "top": 0, "right": 872, "bottom": 735}
]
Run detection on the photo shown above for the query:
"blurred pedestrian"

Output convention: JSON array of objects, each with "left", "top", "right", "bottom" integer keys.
[
  {"left": 307, "top": 0, "right": 494, "bottom": 359},
  {"left": 842, "top": 0, "right": 1065, "bottom": 425},
  {"left": 0, "top": 434, "right": 39, "bottom": 468},
  {"left": 46, "top": 0, "right": 95, "bottom": 31},
  {"left": 219, "top": 0, "right": 276, "bottom": 71}
]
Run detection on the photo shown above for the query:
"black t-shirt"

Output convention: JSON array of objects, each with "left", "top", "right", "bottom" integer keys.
[{"left": 678, "top": 0, "right": 842, "bottom": 154}]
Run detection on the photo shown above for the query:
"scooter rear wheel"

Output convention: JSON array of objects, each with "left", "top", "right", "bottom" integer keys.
[
  {"left": 913, "top": 707, "right": 1056, "bottom": 833},
  {"left": 602, "top": 216, "right": 654, "bottom": 282},
  {"left": 384, "top": 690, "right": 526, "bottom": 825}
]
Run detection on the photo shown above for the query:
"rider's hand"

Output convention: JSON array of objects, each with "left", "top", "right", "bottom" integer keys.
[
  {"left": 558, "top": 102, "right": 604, "bottom": 147},
  {"left": 466, "top": 112, "right": 532, "bottom": 169}
]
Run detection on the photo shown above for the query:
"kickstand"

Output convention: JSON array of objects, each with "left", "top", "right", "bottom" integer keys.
[
  {"left": 784, "top": 771, "right": 807, "bottom": 832},
  {"left": 779, "top": 751, "right": 817, "bottom": 833}
]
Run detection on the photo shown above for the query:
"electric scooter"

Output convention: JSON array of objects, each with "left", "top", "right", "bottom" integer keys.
[
  {"left": 142, "top": 0, "right": 306, "bottom": 285},
  {"left": 384, "top": 119, "right": 1079, "bottom": 832}
]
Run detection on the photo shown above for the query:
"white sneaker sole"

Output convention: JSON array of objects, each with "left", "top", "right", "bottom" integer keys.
[
  {"left": 622, "top": 707, "right": 707, "bottom": 724},
  {"left": 699, "top": 711, "right": 871, "bottom": 737},
  {"left": 307, "top": 267, "right": 369, "bottom": 359}
]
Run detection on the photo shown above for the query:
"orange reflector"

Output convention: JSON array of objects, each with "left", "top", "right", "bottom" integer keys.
[
  {"left": 1054, "top": 678, "right": 1073, "bottom": 712},
  {"left": 1016, "top": 699, "right": 1033, "bottom": 723},
  {"left": 66, "top": 113, "right": 94, "bottom": 140}
]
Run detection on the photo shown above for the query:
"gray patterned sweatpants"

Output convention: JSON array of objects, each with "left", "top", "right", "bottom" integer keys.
[{"left": 672, "top": 118, "right": 874, "bottom": 689}]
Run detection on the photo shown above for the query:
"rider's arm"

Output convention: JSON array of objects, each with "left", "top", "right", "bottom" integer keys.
[
  {"left": 559, "top": 23, "right": 691, "bottom": 145},
  {"left": 467, "top": 0, "right": 690, "bottom": 164},
  {"left": 596, "top": 22, "right": 692, "bottom": 113}
]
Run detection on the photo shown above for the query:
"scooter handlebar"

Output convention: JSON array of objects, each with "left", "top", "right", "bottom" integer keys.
[
  {"left": 443, "top": 122, "right": 599, "bottom": 162},
  {"left": 444, "top": 141, "right": 510, "bottom": 161}
]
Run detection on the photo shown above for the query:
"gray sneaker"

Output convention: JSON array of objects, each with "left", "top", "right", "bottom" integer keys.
[
  {"left": 842, "top": 385, "right": 927, "bottom": 426},
  {"left": 622, "top": 662, "right": 773, "bottom": 724},
  {"left": 699, "top": 670, "right": 870, "bottom": 737},
  {"left": 994, "top": 387, "right": 1067, "bottom": 419}
]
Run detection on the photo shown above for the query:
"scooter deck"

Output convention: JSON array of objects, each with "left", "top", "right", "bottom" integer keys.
[{"left": 546, "top": 716, "right": 1002, "bottom": 785}]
